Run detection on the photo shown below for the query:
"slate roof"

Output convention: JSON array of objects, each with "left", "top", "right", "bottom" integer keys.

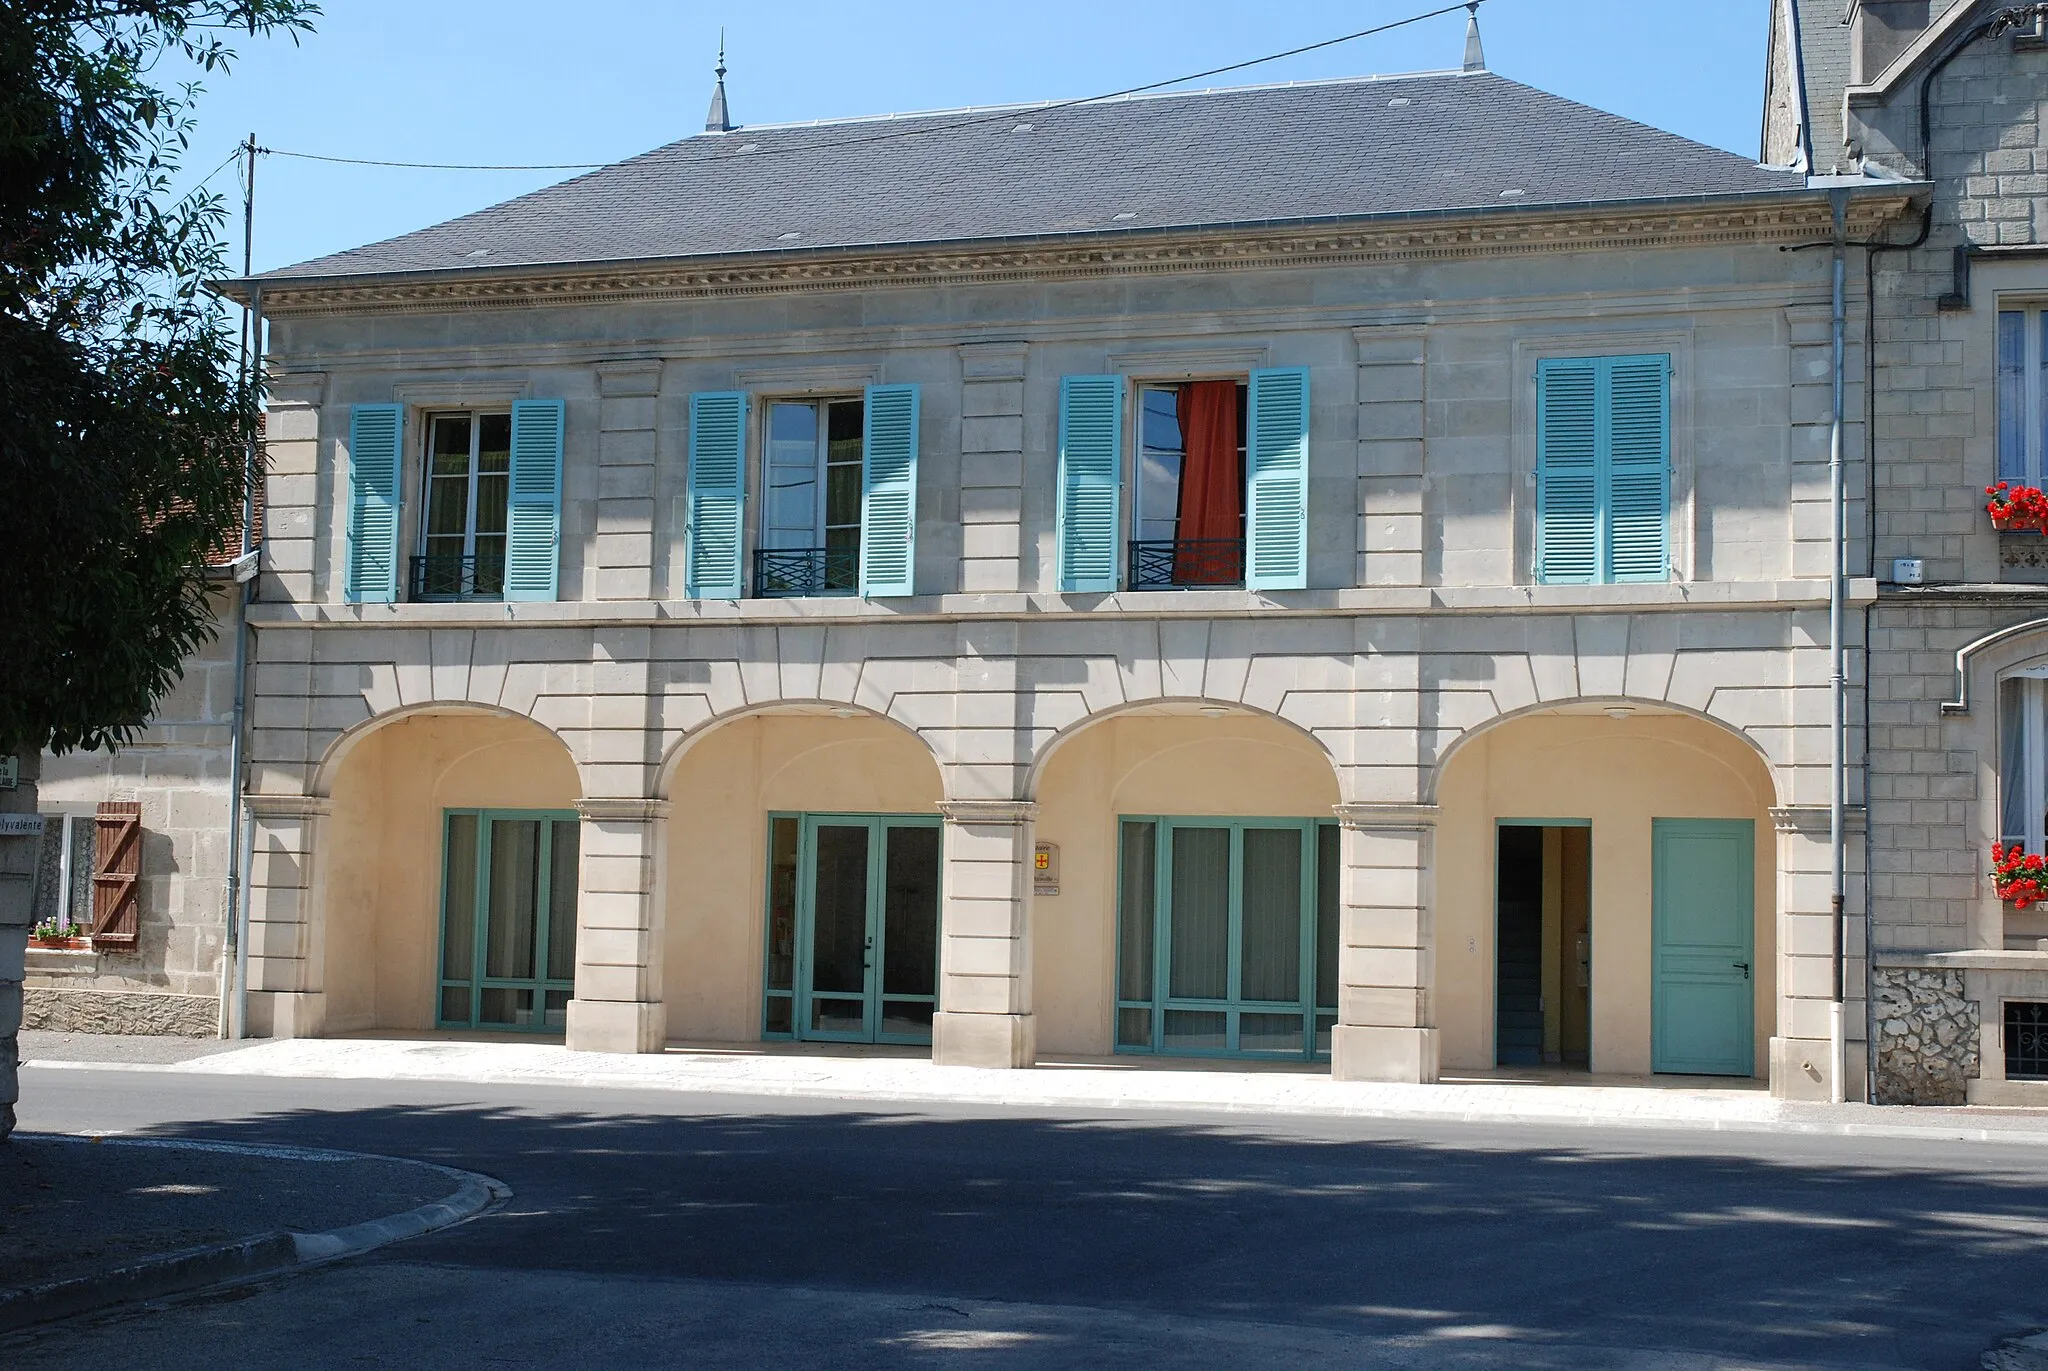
[{"left": 257, "top": 69, "right": 1807, "bottom": 283}]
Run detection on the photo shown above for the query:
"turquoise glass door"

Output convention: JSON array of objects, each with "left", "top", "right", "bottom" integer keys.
[
  {"left": 437, "top": 810, "right": 579, "bottom": 1032},
  {"left": 1116, "top": 818, "right": 1339, "bottom": 1060},
  {"left": 1651, "top": 818, "right": 1756, "bottom": 1075},
  {"left": 767, "top": 814, "right": 940, "bottom": 1044}
]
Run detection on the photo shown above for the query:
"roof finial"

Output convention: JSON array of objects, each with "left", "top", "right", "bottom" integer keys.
[
  {"left": 1462, "top": 2, "right": 1487, "bottom": 73},
  {"left": 705, "top": 29, "right": 733, "bottom": 133}
]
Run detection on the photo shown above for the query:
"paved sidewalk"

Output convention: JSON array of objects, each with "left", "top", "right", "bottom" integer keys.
[{"left": 26, "top": 1033, "right": 2048, "bottom": 1142}]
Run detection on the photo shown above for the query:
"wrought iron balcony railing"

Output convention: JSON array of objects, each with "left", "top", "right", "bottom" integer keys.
[
  {"left": 753, "top": 546, "right": 859, "bottom": 597},
  {"left": 410, "top": 551, "right": 506, "bottom": 601},
  {"left": 1126, "top": 538, "right": 1245, "bottom": 590}
]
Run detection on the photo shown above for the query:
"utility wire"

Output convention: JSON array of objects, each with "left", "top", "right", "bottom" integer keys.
[{"left": 256, "top": 0, "right": 1483, "bottom": 173}]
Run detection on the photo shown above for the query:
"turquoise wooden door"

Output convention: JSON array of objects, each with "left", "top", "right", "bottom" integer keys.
[{"left": 1651, "top": 819, "right": 1756, "bottom": 1076}]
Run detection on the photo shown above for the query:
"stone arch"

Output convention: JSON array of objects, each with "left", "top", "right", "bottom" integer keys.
[
  {"left": 654, "top": 698, "right": 944, "bottom": 802},
  {"left": 1429, "top": 698, "right": 1781, "bottom": 1079},
  {"left": 312, "top": 700, "right": 586, "bottom": 801},
  {"left": 1023, "top": 696, "right": 1343, "bottom": 805},
  {"left": 1422, "top": 695, "right": 1784, "bottom": 808},
  {"left": 318, "top": 704, "right": 584, "bottom": 1035}
]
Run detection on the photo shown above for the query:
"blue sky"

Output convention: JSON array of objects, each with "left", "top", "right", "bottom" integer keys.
[{"left": 173, "top": 0, "right": 1775, "bottom": 277}]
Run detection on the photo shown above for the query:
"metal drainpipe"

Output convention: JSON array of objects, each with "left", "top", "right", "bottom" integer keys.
[
  {"left": 1828, "top": 188, "right": 1849, "bottom": 1106},
  {"left": 227, "top": 280, "right": 261, "bottom": 1039}
]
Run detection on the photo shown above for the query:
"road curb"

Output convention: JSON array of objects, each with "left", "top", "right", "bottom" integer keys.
[{"left": 0, "top": 1135, "right": 509, "bottom": 1335}]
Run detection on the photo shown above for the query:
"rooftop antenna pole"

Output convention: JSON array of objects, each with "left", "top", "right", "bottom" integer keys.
[{"left": 223, "top": 133, "right": 260, "bottom": 1041}]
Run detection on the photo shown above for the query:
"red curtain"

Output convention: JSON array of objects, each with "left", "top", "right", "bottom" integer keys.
[{"left": 1174, "top": 380, "right": 1244, "bottom": 583}]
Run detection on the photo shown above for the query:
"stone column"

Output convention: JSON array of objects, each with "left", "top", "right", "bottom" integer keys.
[
  {"left": 932, "top": 800, "right": 1036, "bottom": 1068},
  {"left": 1770, "top": 804, "right": 1868, "bottom": 1102},
  {"left": 242, "top": 793, "right": 330, "bottom": 1039},
  {"left": 0, "top": 750, "right": 42, "bottom": 1139},
  {"left": 1330, "top": 802, "right": 1440, "bottom": 1083},
  {"left": 565, "top": 797, "right": 667, "bottom": 1053}
]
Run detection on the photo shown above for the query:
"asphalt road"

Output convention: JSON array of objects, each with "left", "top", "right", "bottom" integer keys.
[{"left": 7, "top": 1065, "right": 2048, "bottom": 1369}]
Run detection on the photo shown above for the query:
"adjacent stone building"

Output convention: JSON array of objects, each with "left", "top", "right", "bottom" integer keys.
[
  {"left": 1772, "top": 0, "right": 2048, "bottom": 1103},
  {"left": 195, "top": 49, "right": 1918, "bottom": 1101}
]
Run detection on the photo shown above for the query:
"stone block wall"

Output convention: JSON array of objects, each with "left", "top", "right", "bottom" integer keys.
[{"left": 1873, "top": 965, "right": 1979, "bottom": 1104}]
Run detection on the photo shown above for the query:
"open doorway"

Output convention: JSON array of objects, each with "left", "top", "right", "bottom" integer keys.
[{"left": 1495, "top": 822, "right": 1591, "bottom": 1068}]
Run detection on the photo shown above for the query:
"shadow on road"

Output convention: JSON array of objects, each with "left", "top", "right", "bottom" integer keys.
[{"left": 75, "top": 1093, "right": 2048, "bottom": 1366}]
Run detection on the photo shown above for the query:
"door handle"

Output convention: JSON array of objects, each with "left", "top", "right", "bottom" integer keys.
[{"left": 1733, "top": 961, "right": 1751, "bottom": 980}]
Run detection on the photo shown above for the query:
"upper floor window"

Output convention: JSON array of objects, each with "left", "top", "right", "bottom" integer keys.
[
  {"left": 1535, "top": 354, "right": 1671, "bottom": 585},
  {"left": 758, "top": 398, "right": 864, "bottom": 596},
  {"left": 417, "top": 411, "right": 511, "bottom": 600},
  {"left": 1131, "top": 382, "right": 1248, "bottom": 589},
  {"left": 682, "top": 384, "right": 921, "bottom": 600},
  {"left": 1999, "top": 308, "right": 2048, "bottom": 486},
  {"left": 2003, "top": 675, "right": 2048, "bottom": 857}
]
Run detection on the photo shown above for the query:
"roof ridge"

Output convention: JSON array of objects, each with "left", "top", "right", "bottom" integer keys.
[{"left": 697, "top": 67, "right": 1483, "bottom": 138}]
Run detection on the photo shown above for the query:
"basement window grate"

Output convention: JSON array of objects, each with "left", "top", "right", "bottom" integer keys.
[{"left": 2006, "top": 1001, "right": 2048, "bottom": 1080}]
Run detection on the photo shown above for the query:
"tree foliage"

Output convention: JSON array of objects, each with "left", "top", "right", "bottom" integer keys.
[{"left": 0, "top": 0, "right": 316, "bottom": 754}]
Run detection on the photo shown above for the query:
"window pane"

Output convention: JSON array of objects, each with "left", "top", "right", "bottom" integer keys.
[
  {"left": 484, "top": 819, "right": 541, "bottom": 981},
  {"left": 882, "top": 1000, "right": 935, "bottom": 1040},
  {"left": 2001, "top": 311, "right": 2028, "bottom": 483},
  {"left": 764, "top": 995, "right": 793, "bottom": 1035},
  {"left": 810, "top": 824, "right": 869, "bottom": 996},
  {"left": 546, "top": 820, "right": 579, "bottom": 983},
  {"left": 1239, "top": 827, "right": 1303, "bottom": 1002},
  {"left": 766, "top": 817, "right": 799, "bottom": 993},
  {"left": 473, "top": 473, "right": 509, "bottom": 536},
  {"left": 1117, "top": 821, "right": 1157, "bottom": 1002},
  {"left": 1137, "top": 387, "right": 1184, "bottom": 542},
  {"left": 1117, "top": 1006, "right": 1153, "bottom": 1050},
  {"left": 1162, "top": 1008, "right": 1227, "bottom": 1051},
  {"left": 441, "top": 814, "right": 479, "bottom": 983},
  {"left": 440, "top": 985, "right": 470, "bottom": 1024},
  {"left": 430, "top": 414, "right": 473, "bottom": 474},
  {"left": 479, "top": 986, "right": 532, "bottom": 1027},
  {"left": 881, "top": 825, "right": 940, "bottom": 997},
  {"left": 765, "top": 403, "right": 820, "bottom": 548},
  {"left": 67, "top": 818, "right": 93, "bottom": 930},
  {"left": 1316, "top": 823, "right": 1340, "bottom": 1011},
  {"left": 1168, "top": 826, "right": 1230, "bottom": 1000},
  {"left": 476, "top": 414, "right": 511, "bottom": 474},
  {"left": 426, "top": 476, "right": 471, "bottom": 539},
  {"left": 1239, "top": 1011, "right": 1306, "bottom": 1054},
  {"left": 827, "top": 399, "right": 864, "bottom": 462},
  {"left": 30, "top": 819, "right": 63, "bottom": 927}
]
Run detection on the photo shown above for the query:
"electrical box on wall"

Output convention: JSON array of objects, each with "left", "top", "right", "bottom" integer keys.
[{"left": 1891, "top": 558, "right": 1924, "bottom": 586}]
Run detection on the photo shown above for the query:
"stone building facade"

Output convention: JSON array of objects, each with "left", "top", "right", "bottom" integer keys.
[
  {"left": 209, "top": 65, "right": 1915, "bottom": 1100},
  {"left": 1773, "top": 0, "right": 2048, "bottom": 1103}
]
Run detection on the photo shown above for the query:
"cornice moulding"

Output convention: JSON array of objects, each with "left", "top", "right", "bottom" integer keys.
[{"left": 251, "top": 197, "right": 1914, "bottom": 319}]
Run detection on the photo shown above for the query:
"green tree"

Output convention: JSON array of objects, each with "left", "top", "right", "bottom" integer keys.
[{"left": 0, "top": 0, "right": 317, "bottom": 754}]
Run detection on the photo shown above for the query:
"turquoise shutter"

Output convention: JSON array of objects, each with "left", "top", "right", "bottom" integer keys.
[
  {"left": 1605, "top": 354, "right": 1671, "bottom": 583},
  {"left": 686, "top": 391, "right": 748, "bottom": 599},
  {"left": 345, "top": 404, "right": 402, "bottom": 603},
  {"left": 1057, "top": 375, "right": 1124, "bottom": 592},
  {"left": 1246, "top": 366, "right": 1310, "bottom": 591},
  {"left": 504, "top": 399, "right": 564, "bottom": 601},
  {"left": 1536, "top": 359, "right": 1600, "bottom": 585},
  {"left": 859, "top": 383, "right": 920, "bottom": 597}
]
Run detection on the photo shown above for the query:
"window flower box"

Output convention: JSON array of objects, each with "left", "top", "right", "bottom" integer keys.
[
  {"left": 1994, "top": 843, "right": 2048, "bottom": 907},
  {"left": 1988, "top": 482, "right": 2048, "bottom": 532}
]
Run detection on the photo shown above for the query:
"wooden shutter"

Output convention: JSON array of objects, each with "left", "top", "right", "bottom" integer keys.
[
  {"left": 859, "top": 383, "right": 920, "bottom": 597},
  {"left": 89, "top": 801, "right": 141, "bottom": 949},
  {"left": 504, "top": 399, "right": 564, "bottom": 601},
  {"left": 1605, "top": 355, "right": 1672, "bottom": 583},
  {"left": 686, "top": 391, "right": 748, "bottom": 599},
  {"left": 1057, "top": 375, "right": 1124, "bottom": 593},
  {"left": 1536, "top": 359, "right": 1600, "bottom": 585},
  {"left": 1246, "top": 366, "right": 1310, "bottom": 591},
  {"left": 345, "top": 404, "right": 403, "bottom": 603}
]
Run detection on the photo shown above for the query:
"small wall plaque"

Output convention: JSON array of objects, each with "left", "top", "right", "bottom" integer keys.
[
  {"left": 0, "top": 814, "right": 45, "bottom": 837},
  {"left": 1033, "top": 841, "right": 1060, "bottom": 896},
  {"left": 0, "top": 756, "right": 16, "bottom": 789}
]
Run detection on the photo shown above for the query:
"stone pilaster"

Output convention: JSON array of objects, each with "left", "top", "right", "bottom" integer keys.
[
  {"left": 260, "top": 371, "right": 326, "bottom": 603},
  {"left": 956, "top": 342, "right": 1027, "bottom": 593},
  {"left": 593, "top": 360, "right": 662, "bottom": 601},
  {"left": 0, "top": 750, "right": 41, "bottom": 1139},
  {"left": 1330, "top": 801, "right": 1440, "bottom": 1083},
  {"left": 932, "top": 799, "right": 1036, "bottom": 1067},
  {"left": 242, "top": 792, "right": 330, "bottom": 1039},
  {"left": 1352, "top": 327, "right": 1427, "bottom": 588},
  {"left": 565, "top": 796, "right": 668, "bottom": 1053},
  {"left": 1770, "top": 804, "right": 1868, "bottom": 1102}
]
